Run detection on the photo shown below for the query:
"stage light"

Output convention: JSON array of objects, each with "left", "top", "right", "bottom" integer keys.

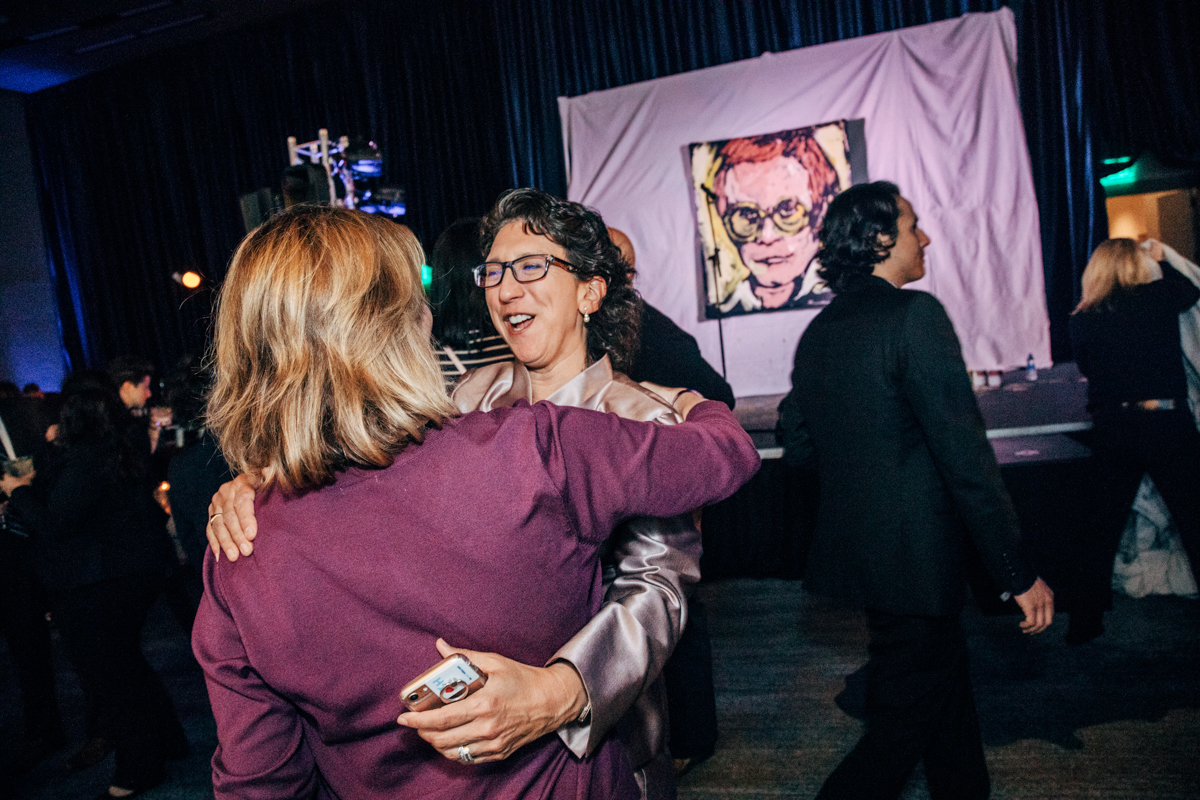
[
  {"left": 345, "top": 139, "right": 383, "bottom": 176},
  {"left": 421, "top": 264, "right": 432, "bottom": 289},
  {"left": 357, "top": 185, "right": 407, "bottom": 218},
  {"left": 281, "top": 130, "right": 406, "bottom": 215},
  {"left": 172, "top": 270, "right": 203, "bottom": 289}
]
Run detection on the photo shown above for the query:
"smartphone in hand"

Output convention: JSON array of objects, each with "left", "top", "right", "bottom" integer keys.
[{"left": 400, "top": 653, "right": 487, "bottom": 712}]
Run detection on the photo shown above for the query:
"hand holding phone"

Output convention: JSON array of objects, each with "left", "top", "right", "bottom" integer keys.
[{"left": 400, "top": 653, "right": 488, "bottom": 713}]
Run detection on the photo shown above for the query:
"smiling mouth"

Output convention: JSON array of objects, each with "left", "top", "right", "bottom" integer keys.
[{"left": 505, "top": 313, "right": 534, "bottom": 332}]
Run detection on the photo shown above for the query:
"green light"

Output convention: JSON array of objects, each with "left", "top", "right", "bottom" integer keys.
[
  {"left": 421, "top": 264, "right": 432, "bottom": 288},
  {"left": 1102, "top": 156, "right": 1132, "bottom": 165},
  {"left": 1100, "top": 165, "right": 1138, "bottom": 188}
]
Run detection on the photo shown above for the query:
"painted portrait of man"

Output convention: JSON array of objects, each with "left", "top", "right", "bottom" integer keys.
[{"left": 689, "top": 121, "right": 855, "bottom": 317}]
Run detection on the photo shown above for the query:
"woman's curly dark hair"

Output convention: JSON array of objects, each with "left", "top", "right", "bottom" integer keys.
[
  {"left": 480, "top": 189, "right": 642, "bottom": 372},
  {"left": 816, "top": 181, "right": 901, "bottom": 293}
]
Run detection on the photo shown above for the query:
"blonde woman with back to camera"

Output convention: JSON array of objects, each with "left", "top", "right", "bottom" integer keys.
[
  {"left": 1067, "top": 237, "right": 1200, "bottom": 645},
  {"left": 192, "top": 205, "right": 759, "bottom": 799}
]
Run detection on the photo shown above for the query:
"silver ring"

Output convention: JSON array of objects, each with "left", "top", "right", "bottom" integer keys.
[
  {"left": 208, "top": 512, "right": 223, "bottom": 523},
  {"left": 457, "top": 744, "right": 473, "bottom": 764}
]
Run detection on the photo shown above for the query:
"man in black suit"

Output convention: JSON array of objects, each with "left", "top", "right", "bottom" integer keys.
[
  {"left": 776, "top": 182, "right": 1054, "bottom": 800},
  {"left": 609, "top": 228, "right": 736, "bottom": 409}
]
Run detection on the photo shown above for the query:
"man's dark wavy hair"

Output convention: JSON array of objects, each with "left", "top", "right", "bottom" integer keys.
[
  {"left": 480, "top": 189, "right": 642, "bottom": 372},
  {"left": 817, "top": 181, "right": 902, "bottom": 293}
]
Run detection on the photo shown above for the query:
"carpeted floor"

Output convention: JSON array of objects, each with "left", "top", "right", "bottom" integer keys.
[
  {"left": 679, "top": 580, "right": 1200, "bottom": 800},
  {"left": 1, "top": 579, "right": 1195, "bottom": 799}
]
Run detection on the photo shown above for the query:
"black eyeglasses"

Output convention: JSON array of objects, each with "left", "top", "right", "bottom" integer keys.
[{"left": 473, "top": 254, "right": 577, "bottom": 288}]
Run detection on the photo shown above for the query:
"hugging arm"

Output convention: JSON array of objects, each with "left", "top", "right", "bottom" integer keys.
[
  {"left": 552, "top": 512, "right": 701, "bottom": 756},
  {"left": 404, "top": 400, "right": 755, "bottom": 762},
  {"left": 207, "top": 399, "right": 758, "bottom": 763}
]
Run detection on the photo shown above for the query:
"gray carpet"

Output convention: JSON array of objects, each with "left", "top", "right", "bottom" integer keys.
[
  {"left": 679, "top": 580, "right": 1200, "bottom": 800},
  {"left": 2, "top": 580, "right": 1196, "bottom": 799}
]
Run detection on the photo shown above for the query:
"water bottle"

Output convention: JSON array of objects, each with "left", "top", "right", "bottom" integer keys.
[{"left": 1026, "top": 354, "right": 1038, "bottom": 381}]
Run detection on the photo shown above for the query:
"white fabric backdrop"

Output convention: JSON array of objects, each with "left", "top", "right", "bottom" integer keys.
[{"left": 558, "top": 9, "right": 1050, "bottom": 398}]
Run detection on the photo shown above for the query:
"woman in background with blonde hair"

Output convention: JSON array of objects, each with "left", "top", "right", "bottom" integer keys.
[
  {"left": 191, "top": 205, "right": 758, "bottom": 799},
  {"left": 1067, "top": 237, "right": 1200, "bottom": 644}
]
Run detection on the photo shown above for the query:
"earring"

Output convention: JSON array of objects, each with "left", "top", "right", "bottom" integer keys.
[{"left": 582, "top": 311, "right": 591, "bottom": 324}]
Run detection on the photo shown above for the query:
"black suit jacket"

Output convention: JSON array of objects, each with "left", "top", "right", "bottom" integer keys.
[
  {"left": 628, "top": 302, "right": 735, "bottom": 409},
  {"left": 776, "top": 275, "right": 1034, "bottom": 616}
]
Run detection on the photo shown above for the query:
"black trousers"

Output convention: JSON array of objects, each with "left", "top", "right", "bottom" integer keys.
[
  {"left": 52, "top": 575, "right": 187, "bottom": 790},
  {"left": 0, "top": 562, "right": 62, "bottom": 741},
  {"left": 1076, "top": 409, "right": 1200, "bottom": 616},
  {"left": 816, "top": 611, "right": 989, "bottom": 800},
  {"left": 664, "top": 597, "right": 717, "bottom": 761}
]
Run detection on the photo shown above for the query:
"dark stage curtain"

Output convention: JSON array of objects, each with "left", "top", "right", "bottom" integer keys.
[
  {"left": 24, "top": 1, "right": 515, "bottom": 370},
  {"left": 22, "top": 0, "right": 1200, "bottom": 374}
]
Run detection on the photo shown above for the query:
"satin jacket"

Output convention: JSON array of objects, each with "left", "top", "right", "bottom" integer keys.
[{"left": 453, "top": 356, "right": 701, "bottom": 784}]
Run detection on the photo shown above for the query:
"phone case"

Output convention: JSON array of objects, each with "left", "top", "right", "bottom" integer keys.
[{"left": 399, "top": 653, "right": 488, "bottom": 712}]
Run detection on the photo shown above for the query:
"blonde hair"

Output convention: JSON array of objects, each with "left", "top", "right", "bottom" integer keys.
[
  {"left": 1074, "top": 238, "right": 1153, "bottom": 313},
  {"left": 207, "top": 205, "right": 455, "bottom": 492}
]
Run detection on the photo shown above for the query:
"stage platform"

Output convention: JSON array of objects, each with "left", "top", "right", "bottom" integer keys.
[{"left": 735, "top": 362, "right": 1093, "bottom": 465}]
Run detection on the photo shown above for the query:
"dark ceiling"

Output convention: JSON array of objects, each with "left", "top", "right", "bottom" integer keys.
[{"left": 0, "top": 0, "right": 332, "bottom": 93}]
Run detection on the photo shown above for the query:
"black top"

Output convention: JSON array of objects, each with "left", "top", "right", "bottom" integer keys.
[
  {"left": 167, "top": 431, "right": 234, "bottom": 567},
  {"left": 627, "top": 302, "right": 735, "bottom": 409},
  {"left": 777, "top": 274, "right": 1035, "bottom": 615},
  {"left": 8, "top": 440, "right": 171, "bottom": 592},
  {"left": 0, "top": 396, "right": 53, "bottom": 458},
  {"left": 1069, "top": 262, "right": 1200, "bottom": 411}
]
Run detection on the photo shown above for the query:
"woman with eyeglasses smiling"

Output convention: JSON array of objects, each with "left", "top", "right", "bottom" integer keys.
[{"left": 427, "top": 189, "right": 704, "bottom": 798}]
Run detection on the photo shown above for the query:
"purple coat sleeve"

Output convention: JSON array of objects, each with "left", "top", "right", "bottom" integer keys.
[
  {"left": 532, "top": 400, "right": 760, "bottom": 541},
  {"left": 193, "top": 555, "right": 325, "bottom": 800}
]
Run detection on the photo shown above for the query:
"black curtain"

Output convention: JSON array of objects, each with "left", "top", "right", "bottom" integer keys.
[
  {"left": 25, "top": 1, "right": 514, "bottom": 371},
  {"left": 23, "top": 0, "right": 1200, "bottom": 375}
]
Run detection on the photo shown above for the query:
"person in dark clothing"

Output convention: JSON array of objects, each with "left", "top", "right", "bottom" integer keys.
[
  {"left": 428, "top": 218, "right": 515, "bottom": 388},
  {"left": 629, "top": 304, "right": 735, "bottom": 410},
  {"left": 0, "top": 516, "right": 65, "bottom": 772},
  {"left": 609, "top": 228, "right": 736, "bottom": 410},
  {"left": 108, "top": 355, "right": 174, "bottom": 484},
  {"left": 776, "top": 182, "right": 1053, "bottom": 800},
  {"left": 162, "top": 356, "right": 233, "bottom": 636},
  {"left": 1067, "top": 237, "right": 1200, "bottom": 645},
  {"left": 4, "top": 373, "right": 188, "bottom": 799},
  {"left": 1, "top": 401, "right": 65, "bottom": 774}
]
